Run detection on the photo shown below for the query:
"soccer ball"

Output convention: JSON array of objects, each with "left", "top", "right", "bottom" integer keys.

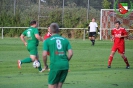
[{"left": 33, "top": 60, "right": 40, "bottom": 68}]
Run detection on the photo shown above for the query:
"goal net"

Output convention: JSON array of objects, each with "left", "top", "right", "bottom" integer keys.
[{"left": 100, "top": 9, "right": 133, "bottom": 40}]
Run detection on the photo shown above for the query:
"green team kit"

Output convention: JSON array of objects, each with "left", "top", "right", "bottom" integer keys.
[
  {"left": 20, "top": 26, "right": 42, "bottom": 71},
  {"left": 22, "top": 27, "right": 39, "bottom": 55},
  {"left": 43, "top": 34, "right": 72, "bottom": 84}
]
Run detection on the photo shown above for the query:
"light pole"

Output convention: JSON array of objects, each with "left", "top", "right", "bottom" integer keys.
[
  {"left": 14, "top": 0, "right": 16, "bottom": 16},
  {"left": 87, "top": 0, "right": 89, "bottom": 22},
  {"left": 38, "top": 0, "right": 41, "bottom": 27},
  {"left": 62, "top": 0, "right": 64, "bottom": 27}
]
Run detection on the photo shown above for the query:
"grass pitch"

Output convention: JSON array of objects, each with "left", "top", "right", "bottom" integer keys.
[{"left": 0, "top": 38, "right": 133, "bottom": 88}]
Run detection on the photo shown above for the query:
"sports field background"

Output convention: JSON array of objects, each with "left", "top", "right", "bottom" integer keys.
[{"left": 0, "top": 38, "right": 133, "bottom": 88}]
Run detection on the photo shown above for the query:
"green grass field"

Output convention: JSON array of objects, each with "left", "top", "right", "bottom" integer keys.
[{"left": 0, "top": 38, "right": 133, "bottom": 88}]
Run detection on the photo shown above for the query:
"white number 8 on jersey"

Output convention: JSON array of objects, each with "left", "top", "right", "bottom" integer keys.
[{"left": 56, "top": 39, "right": 62, "bottom": 49}]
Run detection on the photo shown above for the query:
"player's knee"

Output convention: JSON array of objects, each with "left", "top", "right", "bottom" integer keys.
[
  {"left": 57, "top": 83, "right": 63, "bottom": 88},
  {"left": 121, "top": 54, "right": 126, "bottom": 58},
  {"left": 30, "top": 55, "right": 37, "bottom": 61},
  {"left": 110, "top": 52, "right": 115, "bottom": 56}
]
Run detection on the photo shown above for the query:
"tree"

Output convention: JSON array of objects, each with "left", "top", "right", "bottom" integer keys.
[{"left": 102, "top": 0, "right": 111, "bottom": 9}]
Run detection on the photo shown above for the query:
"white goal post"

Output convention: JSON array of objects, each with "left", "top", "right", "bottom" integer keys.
[{"left": 100, "top": 9, "right": 133, "bottom": 40}]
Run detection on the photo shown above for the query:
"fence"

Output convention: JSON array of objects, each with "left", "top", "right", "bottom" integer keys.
[
  {"left": 0, "top": 27, "right": 87, "bottom": 40},
  {"left": 1, "top": 27, "right": 133, "bottom": 40}
]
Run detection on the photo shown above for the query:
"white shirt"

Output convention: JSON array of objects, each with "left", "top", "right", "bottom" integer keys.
[{"left": 89, "top": 22, "right": 98, "bottom": 32}]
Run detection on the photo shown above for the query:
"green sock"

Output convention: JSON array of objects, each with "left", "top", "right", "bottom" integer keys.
[
  {"left": 21, "top": 57, "right": 32, "bottom": 64},
  {"left": 38, "top": 60, "right": 42, "bottom": 71}
]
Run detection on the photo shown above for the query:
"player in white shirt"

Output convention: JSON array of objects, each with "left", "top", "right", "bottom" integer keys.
[{"left": 88, "top": 18, "right": 99, "bottom": 46}]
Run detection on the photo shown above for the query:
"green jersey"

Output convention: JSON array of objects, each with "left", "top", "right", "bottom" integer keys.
[
  {"left": 22, "top": 27, "right": 39, "bottom": 46},
  {"left": 43, "top": 34, "right": 72, "bottom": 70}
]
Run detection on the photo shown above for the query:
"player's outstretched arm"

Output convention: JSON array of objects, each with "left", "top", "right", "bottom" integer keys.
[
  {"left": 20, "top": 34, "right": 27, "bottom": 46},
  {"left": 67, "top": 49, "right": 73, "bottom": 61},
  {"left": 35, "top": 34, "right": 43, "bottom": 41}
]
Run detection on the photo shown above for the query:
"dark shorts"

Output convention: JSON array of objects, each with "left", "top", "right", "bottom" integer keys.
[
  {"left": 48, "top": 69, "right": 68, "bottom": 84},
  {"left": 89, "top": 32, "right": 96, "bottom": 37}
]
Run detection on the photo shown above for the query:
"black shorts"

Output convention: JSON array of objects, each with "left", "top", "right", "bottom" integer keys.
[{"left": 89, "top": 32, "right": 96, "bottom": 37}]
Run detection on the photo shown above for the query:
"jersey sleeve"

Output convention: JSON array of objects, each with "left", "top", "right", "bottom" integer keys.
[
  {"left": 111, "top": 30, "right": 114, "bottom": 35},
  {"left": 89, "top": 22, "right": 91, "bottom": 27},
  {"left": 22, "top": 30, "right": 26, "bottom": 36},
  {"left": 44, "top": 33, "right": 50, "bottom": 40},
  {"left": 43, "top": 35, "right": 47, "bottom": 40},
  {"left": 95, "top": 23, "right": 98, "bottom": 27},
  {"left": 123, "top": 28, "right": 127, "bottom": 35},
  {"left": 34, "top": 28, "right": 39, "bottom": 34},
  {"left": 43, "top": 40, "right": 48, "bottom": 51}
]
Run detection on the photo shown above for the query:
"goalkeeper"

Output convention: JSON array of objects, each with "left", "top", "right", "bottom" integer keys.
[{"left": 88, "top": 18, "right": 99, "bottom": 46}]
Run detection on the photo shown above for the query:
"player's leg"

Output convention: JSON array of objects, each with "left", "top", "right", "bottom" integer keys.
[
  {"left": 89, "top": 33, "right": 92, "bottom": 40},
  {"left": 35, "top": 54, "right": 43, "bottom": 72},
  {"left": 91, "top": 37, "right": 95, "bottom": 45},
  {"left": 118, "top": 46, "right": 130, "bottom": 69},
  {"left": 18, "top": 57, "right": 33, "bottom": 69},
  {"left": 89, "top": 37, "right": 92, "bottom": 40},
  {"left": 48, "top": 84, "right": 57, "bottom": 88},
  {"left": 20, "top": 46, "right": 35, "bottom": 63},
  {"left": 57, "top": 83, "right": 63, "bottom": 88},
  {"left": 91, "top": 32, "right": 96, "bottom": 46},
  {"left": 48, "top": 70, "right": 59, "bottom": 88},
  {"left": 108, "top": 51, "right": 115, "bottom": 68},
  {"left": 89, "top": 32, "right": 93, "bottom": 45},
  {"left": 120, "top": 54, "right": 130, "bottom": 69},
  {"left": 18, "top": 46, "right": 36, "bottom": 69},
  {"left": 31, "top": 47, "right": 43, "bottom": 72},
  {"left": 108, "top": 45, "right": 117, "bottom": 68},
  {"left": 57, "top": 70, "right": 68, "bottom": 88},
  {"left": 89, "top": 37, "right": 93, "bottom": 45},
  {"left": 48, "top": 70, "right": 67, "bottom": 88},
  {"left": 18, "top": 57, "right": 32, "bottom": 64}
]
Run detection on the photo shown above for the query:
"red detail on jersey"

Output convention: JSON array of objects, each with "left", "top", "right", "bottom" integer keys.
[
  {"left": 44, "top": 32, "right": 51, "bottom": 40},
  {"left": 118, "top": 3, "right": 128, "bottom": 14},
  {"left": 111, "top": 27, "right": 127, "bottom": 46},
  {"left": 55, "top": 51, "right": 58, "bottom": 55},
  {"left": 47, "top": 52, "right": 50, "bottom": 55}
]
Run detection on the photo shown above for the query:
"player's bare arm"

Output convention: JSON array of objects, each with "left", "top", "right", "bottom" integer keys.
[
  {"left": 42, "top": 51, "right": 48, "bottom": 69},
  {"left": 111, "top": 35, "right": 114, "bottom": 41},
  {"left": 20, "top": 34, "right": 27, "bottom": 46},
  {"left": 119, "top": 34, "right": 128, "bottom": 38},
  {"left": 35, "top": 34, "right": 43, "bottom": 41},
  {"left": 67, "top": 49, "right": 73, "bottom": 61}
]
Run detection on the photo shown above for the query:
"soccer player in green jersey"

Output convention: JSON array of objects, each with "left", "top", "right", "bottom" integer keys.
[
  {"left": 18, "top": 20, "right": 44, "bottom": 72},
  {"left": 42, "top": 23, "right": 73, "bottom": 88}
]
